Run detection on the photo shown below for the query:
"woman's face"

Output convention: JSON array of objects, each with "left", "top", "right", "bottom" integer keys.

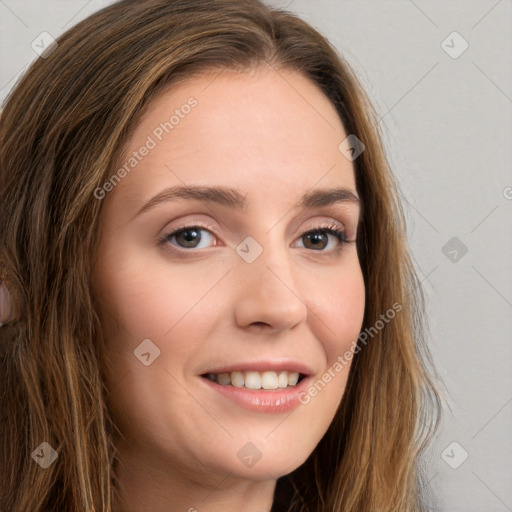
[{"left": 91, "top": 66, "right": 365, "bottom": 489}]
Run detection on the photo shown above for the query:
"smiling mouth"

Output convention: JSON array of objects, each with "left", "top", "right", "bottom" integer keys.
[{"left": 201, "top": 370, "right": 306, "bottom": 390}]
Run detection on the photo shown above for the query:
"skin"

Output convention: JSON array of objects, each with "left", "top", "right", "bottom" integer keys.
[{"left": 91, "top": 65, "right": 365, "bottom": 512}]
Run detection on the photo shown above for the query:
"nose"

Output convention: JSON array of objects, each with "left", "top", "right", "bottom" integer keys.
[{"left": 232, "top": 240, "right": 308, "bottom": 332}]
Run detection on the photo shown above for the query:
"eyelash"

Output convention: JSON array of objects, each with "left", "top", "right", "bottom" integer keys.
[{"left": 157, "top": 221, "right": 353, "bottom": 256}]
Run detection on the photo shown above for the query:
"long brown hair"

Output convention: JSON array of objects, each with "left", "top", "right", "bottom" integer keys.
[{"left": 0, "top": 0, "right": 444, "bottom": 510}]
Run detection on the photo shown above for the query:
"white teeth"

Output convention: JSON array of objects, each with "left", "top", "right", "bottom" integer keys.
[
  {"left": 244, "top": 371, "right": 261, "bottom": 389},
  {"left": 288, "top": 372, "right": 299, "bottom": 386},
  {"left": 278, "top": 371, "right": 288, "bottom": 388},
  {"left": 206, "top": 370, "right": 303, "bottom": 389},
  {"left": 230, "top": 371, "right": 244, "bottom": 388},
  {"left": 261, "top": 371, "right": 279, "bottom": 390}
]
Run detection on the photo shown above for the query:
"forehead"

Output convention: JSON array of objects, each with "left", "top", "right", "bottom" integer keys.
[{"left": 106, "top": 66, "right": 356, "bottom": 214}]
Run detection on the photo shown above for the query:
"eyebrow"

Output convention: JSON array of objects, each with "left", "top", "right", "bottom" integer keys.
[{"left": 134, "top": 184, "right": 360, "bottom": 218}]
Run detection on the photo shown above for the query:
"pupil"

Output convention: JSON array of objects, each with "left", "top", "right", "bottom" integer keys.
[
  {"left": 306, "top": 232, "right": 326, "bottom": 250},
  {"left": 179, "top": 228, "right": 200, "bottom": 247}
]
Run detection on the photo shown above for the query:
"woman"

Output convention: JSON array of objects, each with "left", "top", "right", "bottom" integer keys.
[{"left": 0, "top": 0, "right": 444, "bottom": 510}]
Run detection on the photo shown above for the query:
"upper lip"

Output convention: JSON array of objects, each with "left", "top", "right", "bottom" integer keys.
[{"left": 200, "top": 360, "right": 314, "bottom": 377}]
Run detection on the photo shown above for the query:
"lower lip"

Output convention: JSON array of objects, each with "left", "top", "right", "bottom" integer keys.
[{"left": 200, "top": 375, "right": 311, "bottom": 413}]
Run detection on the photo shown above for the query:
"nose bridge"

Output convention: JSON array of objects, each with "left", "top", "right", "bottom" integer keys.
[
  {"left": 232, "top": 231, "right": 308, "bottom": 329},
  {"left": 237, "top": 229, "right": 294, "bottom": 290}
]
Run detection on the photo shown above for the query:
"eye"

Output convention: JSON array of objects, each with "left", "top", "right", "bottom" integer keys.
[
  {"left": 157, "top": 221, "right": 352, "bottom": 254},
  {"left": 158, "top": 225, "right": 216, "bottom": 250},
  {"left": 296, "top": 224, "right": 349, "bottom": 251}
]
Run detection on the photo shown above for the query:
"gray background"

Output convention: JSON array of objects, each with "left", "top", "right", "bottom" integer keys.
[{"left": 1, "top": 1, "right": 511, "bottom": 510}]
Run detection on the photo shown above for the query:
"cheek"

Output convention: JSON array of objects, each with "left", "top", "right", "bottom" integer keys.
[
  {"left": 94, "top": 245, "right": 181, "bottom": 335},
  {"left": 94, "top": 252, "right": 219, "bottom": 369},
  {"left": 94, "top": 260, "right": 218, "bottom": 432},
  {"left": 317, "top": 263, "right": 366, "bottom": 364},
  {"left": 96, "top": 243, "right": 365, "bottom": 365},
  {"left": 292, "top": 263, "right": 364, "bottom": 433}
]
